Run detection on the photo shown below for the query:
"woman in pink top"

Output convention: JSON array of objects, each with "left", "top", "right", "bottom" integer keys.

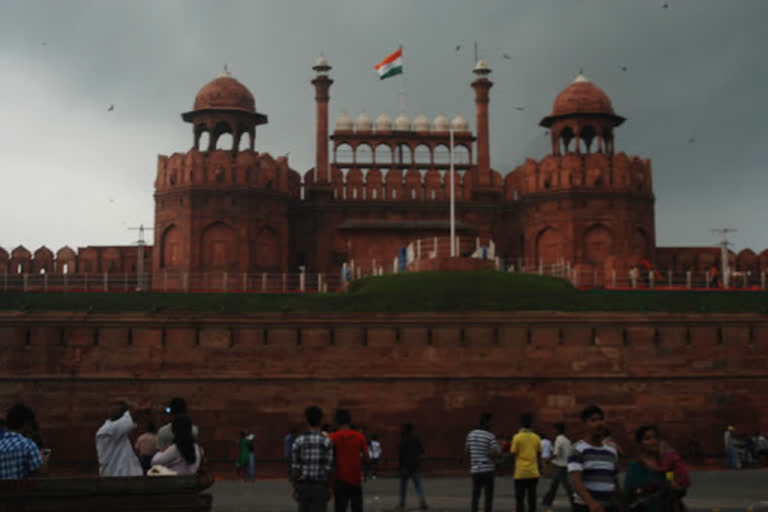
[{"left": 151, "top": 415, "right": 203, "bottom": 475}]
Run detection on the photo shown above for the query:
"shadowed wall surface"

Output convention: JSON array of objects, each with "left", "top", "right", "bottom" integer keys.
[{"left": 1, "top": 311, "right": 766, "bottom": 475}]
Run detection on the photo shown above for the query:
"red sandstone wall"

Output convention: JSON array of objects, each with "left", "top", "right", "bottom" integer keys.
[{"left": 1, "top": 312, "right": 766, "bottom": 476}]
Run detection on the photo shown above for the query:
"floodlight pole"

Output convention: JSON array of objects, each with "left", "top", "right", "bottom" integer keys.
[
  {"left": 128, "top": 224, "right": 153, "bottom": 291},
  {"left": 712, "top": 228, "right": 736, "bottom": 288},
  {"left": 449, "top": 124, "right": 456, "bottom": 257}
]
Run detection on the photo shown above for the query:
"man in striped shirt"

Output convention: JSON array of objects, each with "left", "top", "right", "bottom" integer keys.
[
  {"left": 568, "top": 405, "right": 620, "bottom": 512},
  {"left": 464, "top": 412, "right": 501, "bottom": 512}
]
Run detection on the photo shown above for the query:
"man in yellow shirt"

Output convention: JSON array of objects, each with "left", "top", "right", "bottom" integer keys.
[{"left": 510, "top": 413, "right": 542, "bottom": 512}]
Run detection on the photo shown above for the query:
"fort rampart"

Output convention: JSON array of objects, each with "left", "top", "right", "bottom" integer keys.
[{"left": 1, "top": 311, "right": 766, "bottom": 475}]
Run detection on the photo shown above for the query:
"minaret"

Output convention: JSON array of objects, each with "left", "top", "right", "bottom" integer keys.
[
  {"left": 311, "top": 56, "right": 333, "bottom": 184},
  {"left": 471, "top": 59, "right": 493, "bottom": 187}
]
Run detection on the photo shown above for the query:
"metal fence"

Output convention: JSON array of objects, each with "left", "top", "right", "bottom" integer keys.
[
  {"left": 0, "top": 271, "right": 343, "bottom": 293},
  {"left": 1, "top": 265, "right": 765, "bottom": 293}
]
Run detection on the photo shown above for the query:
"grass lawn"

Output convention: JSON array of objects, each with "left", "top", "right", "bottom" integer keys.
[{"left": 1, "top": 271, "right": 766, "bottom": 313}]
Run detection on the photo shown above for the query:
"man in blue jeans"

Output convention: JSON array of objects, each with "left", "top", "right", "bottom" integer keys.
[{"left": 398, "top": 423, "right": 428, "bottom": 511}]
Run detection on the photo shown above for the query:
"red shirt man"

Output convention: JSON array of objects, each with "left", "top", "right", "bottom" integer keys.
[{"left": 329, "top": 410, "right": 369, "bottom": 512}]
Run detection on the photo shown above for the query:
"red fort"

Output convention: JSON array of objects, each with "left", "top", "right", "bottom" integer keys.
[{"left": 2, "top": 58, "right": 766, "bottom": 279}]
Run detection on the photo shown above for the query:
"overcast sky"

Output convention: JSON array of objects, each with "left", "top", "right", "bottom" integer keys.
[{"left": 1, "top": 0, "right": 766, "bottom": 254}]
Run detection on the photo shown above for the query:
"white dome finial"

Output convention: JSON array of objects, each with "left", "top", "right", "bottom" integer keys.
[{"left": 217, "top": 64, "right": 232, "bottom": 78}]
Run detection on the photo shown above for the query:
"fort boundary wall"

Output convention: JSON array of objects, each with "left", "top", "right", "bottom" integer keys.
[{"left": 1, "top": 311, "right": 766, "bottom": 476}]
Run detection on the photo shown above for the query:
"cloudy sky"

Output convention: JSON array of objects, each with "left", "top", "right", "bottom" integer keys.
[{"left": 1, "top": 0, "right": 766, "bottom": 253}]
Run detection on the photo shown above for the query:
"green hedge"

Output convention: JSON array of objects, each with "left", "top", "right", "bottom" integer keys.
[{"left": 1, "top": 272, "right": 766, "bottom": 313}]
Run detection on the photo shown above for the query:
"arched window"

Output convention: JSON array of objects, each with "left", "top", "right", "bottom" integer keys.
[
  {"left": 581, "top": 126, "right": 596, "bottom": 153},
  {"left": 198, "top": 131, "right": 210, "bottom": 151},
  {"left": 216, "top": 133, "right": 233, "bottom": 151},
  {"left": 238, "top": 132, "right": 251, "bottom": 152},
  {"left": 434, "top": 145, "right": 450, "bottom": 165},
  {"left": 375, "top": 144, "right": 392, "bottom": 165},
  {"left": 62, "top": 263, "right": 69, "bottom": 275},
  {"left": 395, "top": 144, "right": 411, "bottom": 165},
  {"left": 414, "top": 144, "right": 431, "bottom": 165},
  {"left": 356, "top": 144, "right": 373, "bottom": 164},
  {"left": 335, "top": 143, "right": 354, "bottom": 164},
  {"left": 454, "top": 145, "right": 471, "bottom": 165},
  {"left": 560, "top": 127, "right": 575, "bottom": 154}
]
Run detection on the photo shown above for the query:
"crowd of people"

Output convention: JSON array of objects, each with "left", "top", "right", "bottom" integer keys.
[
  {"left": 1, "top": 398, "right": 760, "bottom": 512},
  {"left": 0, "top": 397, "right": 202, "bottom": 480},
  {"left": 288, "top": 404, "right": 693, "bottom": 512}
]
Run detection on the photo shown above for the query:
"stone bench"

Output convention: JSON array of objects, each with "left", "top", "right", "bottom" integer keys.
[{"left": 0, "top": 474, "right": 213, "bottom": 512}]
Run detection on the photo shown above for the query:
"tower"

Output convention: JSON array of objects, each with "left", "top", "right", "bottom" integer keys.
[
  {"left": 470, "top": 59, "right": 494, "bottom": 194},
  {"left": 510, "top": 73, "right": 655, "bottom": 282},
  {"left": 539, "top": 73, "right": 625, "bottom": 156},
  {"left": 311, "top": 56, "right": 333, "bottom": 190},
  {"left": 153, "top": 70, "right": 297, "bottom": 288}
]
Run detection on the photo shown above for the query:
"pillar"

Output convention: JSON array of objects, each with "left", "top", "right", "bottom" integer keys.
[
  {"left": 311, "top": 60, "right": 333, "bottom": 184},
  {"left": 471, "top": 62, "right": 493, "bottom": 187}
]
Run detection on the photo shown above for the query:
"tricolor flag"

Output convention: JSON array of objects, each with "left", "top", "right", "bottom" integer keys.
[{"left": 375, "top": 47, "right": 403, "bottom": 80}]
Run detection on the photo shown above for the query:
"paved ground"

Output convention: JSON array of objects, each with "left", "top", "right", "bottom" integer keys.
[{"left": 209, "top": 469, "right": 768, "bottom": 512}]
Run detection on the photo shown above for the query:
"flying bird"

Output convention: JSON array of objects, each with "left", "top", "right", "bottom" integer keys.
[
  {"left": 688, "top": 137, "right": 695, "bottom": 143},
  {"left": 620, "top": 65, "right": 628, "bottom": 72},
  {"left": 515, "top": 107, "right": 525, "bottom": 111},
  {"left": 41, "top": 41, "right": 47, "bottom": 46},
  {"left": 455, "top": 45, "right": 461, "bottom": 52},
  {"left": 107, "top": 104, "right": 114, "bottom": 112},
  {"left": 662, "top": 2, "right": 669, "bottom": 8},
  {"left": 502, "top": 53, "right": 512, "bottom": 60}
]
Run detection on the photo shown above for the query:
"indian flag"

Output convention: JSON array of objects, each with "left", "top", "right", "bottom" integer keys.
[{"left": 375, "top": 48, "right": 403, "bottom": 80}]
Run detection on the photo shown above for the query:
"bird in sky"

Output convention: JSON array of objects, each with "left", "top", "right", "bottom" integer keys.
[
  {"left": 662, "top": 2, "right": 669, "bottom": 8},
  {"left": 41, "top": 41, "right": 47, "bottom": 46},
  {"left": 620, "top": 65, "right": 628, "bottom": 72},
  {"left": 688, "top": 137, "right": 695, "bottom": 143},
  {"left": 502, "top": 53, "right": 512, "bottom": 60},
  {"left": 455, "top": 45, "right": 461, "bottom": 52},
  {"left": 107, "top": 105, "right": 114, "bottom": 112},
  {"left": 108, "top": 198, "right": 115, "bottom": 203},
  {"left": 515, "top": 107, "right": 525, "bottom": 111}
]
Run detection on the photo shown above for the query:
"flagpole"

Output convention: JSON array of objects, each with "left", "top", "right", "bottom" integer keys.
[
  {"left": 398, "top": 45, "right": 406, "bottom": 113},
  {"left": 449, "top": 123, "right": 455, "bottom": 257}
]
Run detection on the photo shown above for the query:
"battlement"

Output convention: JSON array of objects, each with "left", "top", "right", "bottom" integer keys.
[
  {"left": 0, "top": 245, "right": 151, "bottom": 275},
  {"left": 505, "top": 151, "right": 653, "bottom": 199},
  {"left": 155, "top": 148, "right": 301, "bottom": 198}
]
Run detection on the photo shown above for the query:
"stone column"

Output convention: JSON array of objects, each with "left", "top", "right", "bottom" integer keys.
[
  {"left": 471, "top": 75, "right": 493, "bottom": 187},
  {"left": 311, "top": 74, "right": 333, "bottom": 183}
]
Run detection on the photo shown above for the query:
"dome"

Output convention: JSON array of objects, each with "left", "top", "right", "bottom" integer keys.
[
  {"left": 433, "top": 114, "right": 450, "bottom": 132},
  {"left": 550, "top": 73, "right": 614, "bottom": 117},
  {"left": 193, "top": 71, "right": 255, "bottom": 112},
  {"left": 452, "top": 114, "right": 469, "bottom": 132},
  {"left": 375, "top": 113, "right": 392, "bottom": 132},
  {"left": 394, "top": 113, "right": 411, "bottom": 131},
  {"left": 314, "top": 56, "right": 329, "bottom": 68},
  {"left": 335, "top": 112, "right": 353, "bottom": 131},
  {"left": 413, "top": 114, "right": 430, "bottom": 132},
  {"left": 356, "top": 112, "right": 372, "bottom": 132}
]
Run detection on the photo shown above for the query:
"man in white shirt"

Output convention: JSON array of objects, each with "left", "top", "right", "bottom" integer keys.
[
  {"left": 542, "top": 422, "right": 574, "bottom": 506},
  {"left": 95, "top": 402, "right": 143, "bottom": 477}
]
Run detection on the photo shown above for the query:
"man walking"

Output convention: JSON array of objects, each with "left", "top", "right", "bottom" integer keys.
[
  {"left": 724, "top": 425, "right": 741, "bottom": 469},
  {"left": 398, "top": 423, "right": 428, "bottom": 511},
  {"left": 464, "top": 412, "right": 501, "bottom": 512},
  {"left": 568, "top": 405, "right": 620, "bottom": 512},
  {"left": 542, "top": 422, "right": 574, "bottom": 507},
  {"left": 291, "top": 406, "right": 334, "bottom": 512},
  {"left": 511, "top": 412, "right": 542, "bottom": 512},
  {"left": 329, "top": 409, "right": 368, "bottom": 512}
]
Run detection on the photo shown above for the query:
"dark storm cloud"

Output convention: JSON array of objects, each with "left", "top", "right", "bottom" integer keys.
[{"left": 0, "top": 0, "right": 766, "bottom": 252}]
